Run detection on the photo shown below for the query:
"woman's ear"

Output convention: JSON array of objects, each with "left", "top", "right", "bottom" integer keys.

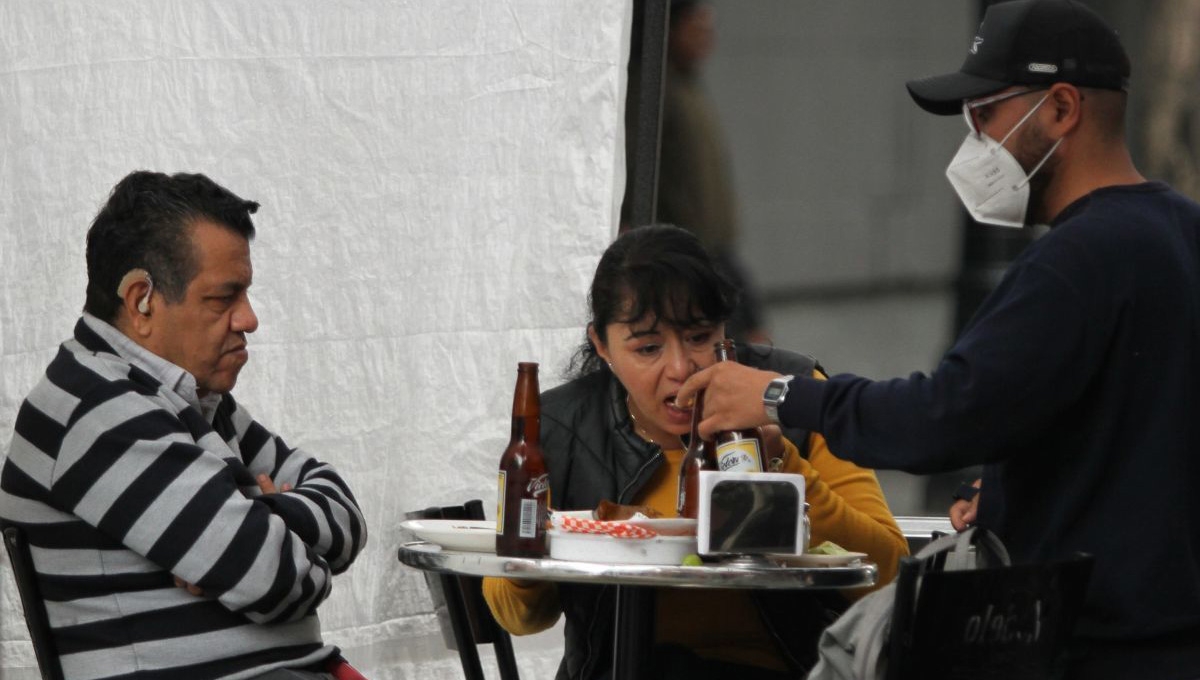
[{"left": 587, "top": 323, "right": 612, "bottom": 366}]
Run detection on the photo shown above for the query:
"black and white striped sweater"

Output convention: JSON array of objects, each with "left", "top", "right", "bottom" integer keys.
[{"left": 0, "top": 316, "right": 367, "bottom": 680}]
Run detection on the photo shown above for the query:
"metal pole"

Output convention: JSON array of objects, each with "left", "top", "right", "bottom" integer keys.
[
  {"left": 626, "top": 0, "right": 670, "bottom": 228},
  {"left": 612, "top": 584, "right": 656, "bottom": 680}
]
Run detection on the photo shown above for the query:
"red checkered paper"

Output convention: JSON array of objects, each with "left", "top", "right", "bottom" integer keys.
[{"left": 559, "top": 515, "right": 658, "bottom": 538}]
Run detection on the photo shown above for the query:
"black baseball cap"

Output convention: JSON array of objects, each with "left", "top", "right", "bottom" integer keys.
[{"left": 907, "top": 0, "right": 1130, "bottom": 115}]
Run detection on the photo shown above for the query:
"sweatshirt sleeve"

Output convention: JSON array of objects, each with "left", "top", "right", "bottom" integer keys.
[
  {"left": 482, "top": 577, "right": 562, "bottom": 635},
  {"left": 48, "top": 391, "right": 332, "bottom": 625},
  {"left": 779, "top": 255, "right": 1101, "bottom": 474},
  {"left": 226, "top": 398, "right": 367, "bottom": 574}
]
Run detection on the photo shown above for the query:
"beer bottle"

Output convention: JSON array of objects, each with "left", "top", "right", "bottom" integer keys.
[
  {"left": 676, "top": 388, "right": 715, "bottom": 518},
  {"left": 496, "top": 362, "right": 551, "bottom": 557},
  {"left": 711, "top": 339, "right": 766, "bottom": 473}
]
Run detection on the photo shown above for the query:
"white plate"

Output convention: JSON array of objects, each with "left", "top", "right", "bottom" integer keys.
[
  {"left": 549, "top": 510, "right": 697, "bottom": 537},
  {"left": 773, "top": 551, "right": 867, "bottom": 567},
  {"left": 400, "top": 519, "right": 496, "bottom": 553},
  {"left": 548, "top": 529, "right": 697, "bottom": 565},
  {"left": 549, "top": 509, "right": 594, "bottom": 524}
]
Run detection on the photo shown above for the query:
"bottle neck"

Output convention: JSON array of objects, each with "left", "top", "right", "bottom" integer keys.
[
  {"left": 510, "top": 414, "right": 540, "bottom": 443},
  {"left": 713, "top": 339, "right": 737, "bottom": 363},
  {"left": 510, "top": 364, "right": 540, "bottom": 443},
  {"left": 688, "top": 390, "right": 706, "bottom": 442}
]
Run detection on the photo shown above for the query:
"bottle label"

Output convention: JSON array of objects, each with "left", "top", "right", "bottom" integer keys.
[
  {"left": 518, "top": 499, "right": 539, "bottom": 538},
  {"left": 716, "top": 439, "right": 763, "bottom": 473},
  {"left": 496, "top": 471, "right": 506, "bottom": 535},
  {"left": 527, "top": 473, "right": 550, "bottom": 498}
]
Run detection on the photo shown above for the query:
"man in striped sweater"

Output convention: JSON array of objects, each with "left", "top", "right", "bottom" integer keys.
[{"left": 0, "top": 171, "right": 368, "bottom": 680}]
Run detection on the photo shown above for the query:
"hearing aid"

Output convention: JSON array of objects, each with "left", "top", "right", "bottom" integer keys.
[
  {"left": 137, "top": 280, "right": 153, "bottom": 314},
  {"left": 117, "top": 269, "right": 154, "bottom": 315}
]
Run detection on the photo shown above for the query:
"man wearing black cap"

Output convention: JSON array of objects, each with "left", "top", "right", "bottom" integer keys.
[{"left": 677, "top": 1, "right": 1200, "bottom": 676}]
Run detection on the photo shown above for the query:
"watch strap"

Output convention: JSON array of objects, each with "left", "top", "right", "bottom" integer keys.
[
  {"left": 763, "top": 374, "right": 795, "bottom": 426},
  {"left": 952, "top": 482, "right": 981, "bottom": 503}
]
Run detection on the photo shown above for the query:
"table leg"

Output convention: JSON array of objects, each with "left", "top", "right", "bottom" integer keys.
[{"left": 613, "top": 585, "right": 655, "bottom": 680}]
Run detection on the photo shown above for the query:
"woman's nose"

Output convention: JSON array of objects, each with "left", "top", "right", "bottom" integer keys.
[{"left": 665, "top": 343, "right": 696, "bottom": 380}]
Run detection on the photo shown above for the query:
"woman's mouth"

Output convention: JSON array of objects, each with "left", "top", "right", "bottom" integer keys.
[{"left": 664, "top": 396, "right": 691, "bottom": 425}]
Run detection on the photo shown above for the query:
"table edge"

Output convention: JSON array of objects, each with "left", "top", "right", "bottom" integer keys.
[{"left": 398, "top": 541, "right": 877, "bottom": 589}]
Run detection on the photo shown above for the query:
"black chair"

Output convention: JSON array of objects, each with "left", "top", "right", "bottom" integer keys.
[
  {"left": 404, "top": 500, "right": 520, "bottom": 680},
  {"left": 886, "top": 551, "right": 1094, "bottom": 680},
  {"left": 2, "top": 521, "right": 373, "bottom": 680},
  {"left": 1, "top": 522, "right": 65, "bottom": 680}
]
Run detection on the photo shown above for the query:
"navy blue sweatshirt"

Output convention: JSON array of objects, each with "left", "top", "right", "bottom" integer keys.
[{"left": 781, "top": 183, "right": 1200, "bottom": 656}]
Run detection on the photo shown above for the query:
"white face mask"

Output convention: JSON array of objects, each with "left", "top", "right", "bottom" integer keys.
[{"left": 946, "top": 92, "right": 1062, "bottom": 228}]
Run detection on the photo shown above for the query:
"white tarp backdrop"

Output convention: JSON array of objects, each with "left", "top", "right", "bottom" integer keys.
[{"left": 0, "top": 1, "right": 631, "bottom": 677}]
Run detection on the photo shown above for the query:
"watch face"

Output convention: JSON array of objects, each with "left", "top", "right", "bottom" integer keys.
[{"left": 765, "top": 382, "right": 786, "bottom": 401}]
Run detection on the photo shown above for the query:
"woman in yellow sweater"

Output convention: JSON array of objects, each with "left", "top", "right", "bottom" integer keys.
[{"left": 483, "top": 225, "right": 907, "bottom": 679}]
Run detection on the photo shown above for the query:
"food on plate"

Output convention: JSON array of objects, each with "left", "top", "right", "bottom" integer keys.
[
  {"left": 807, "top": 540, "right": 850, "bottom": 555},
  {"left": 595, "top": 499, "right": 662, "bottom": 521}
]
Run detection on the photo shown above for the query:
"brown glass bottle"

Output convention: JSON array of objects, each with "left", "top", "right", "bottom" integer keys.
[
  {"left": 676, "top": 389, "right": 715, "bottom": 518},
  {"left": 711, "top": 339, "right": 765, "bottom": 473},
  {"left": 496, "top": 362, "right": 551, "bottom": 557}
]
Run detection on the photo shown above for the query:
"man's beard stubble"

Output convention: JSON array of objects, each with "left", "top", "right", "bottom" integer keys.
[{"left": 1016, "top": 122, "right": 1061, "bottom": 226}]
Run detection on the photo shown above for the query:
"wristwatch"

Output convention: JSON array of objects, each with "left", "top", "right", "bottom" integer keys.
[
  {"left": 952, "top": 482, "right": 981, "bottom": 503},
  {"left": 763, "top": 374, "right": 795, "bottom": 426}
]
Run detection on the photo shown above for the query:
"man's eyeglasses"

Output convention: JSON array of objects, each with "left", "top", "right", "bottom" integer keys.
[{"left": 962, "top": 87, "right": 1048, "bottom": 137}]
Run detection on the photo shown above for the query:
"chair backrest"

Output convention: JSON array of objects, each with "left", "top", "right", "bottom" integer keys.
[
  {"left": 1, "top": 522, "right": 66, "bottom": 680},
  {"left": 404, "top": 500, "right": 520, "bottom": 680},
  {"left": 887, "top": 552, "right": 1094, "bottom": 680},
  {"left": 893, "top": 516, "right": 955, "bottom": 554}
]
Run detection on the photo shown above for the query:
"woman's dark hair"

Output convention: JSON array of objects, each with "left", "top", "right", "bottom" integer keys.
[
  {"left": 571, "top": 224, "right": 738, "bottom": 376},
  {"left": 84, "top": 171, "right": 259, "bottom": 322}
]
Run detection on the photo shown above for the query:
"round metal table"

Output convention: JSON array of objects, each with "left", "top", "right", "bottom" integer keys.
[{"left": 399, "top": 541, "right": 876, "bottom": 679}]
